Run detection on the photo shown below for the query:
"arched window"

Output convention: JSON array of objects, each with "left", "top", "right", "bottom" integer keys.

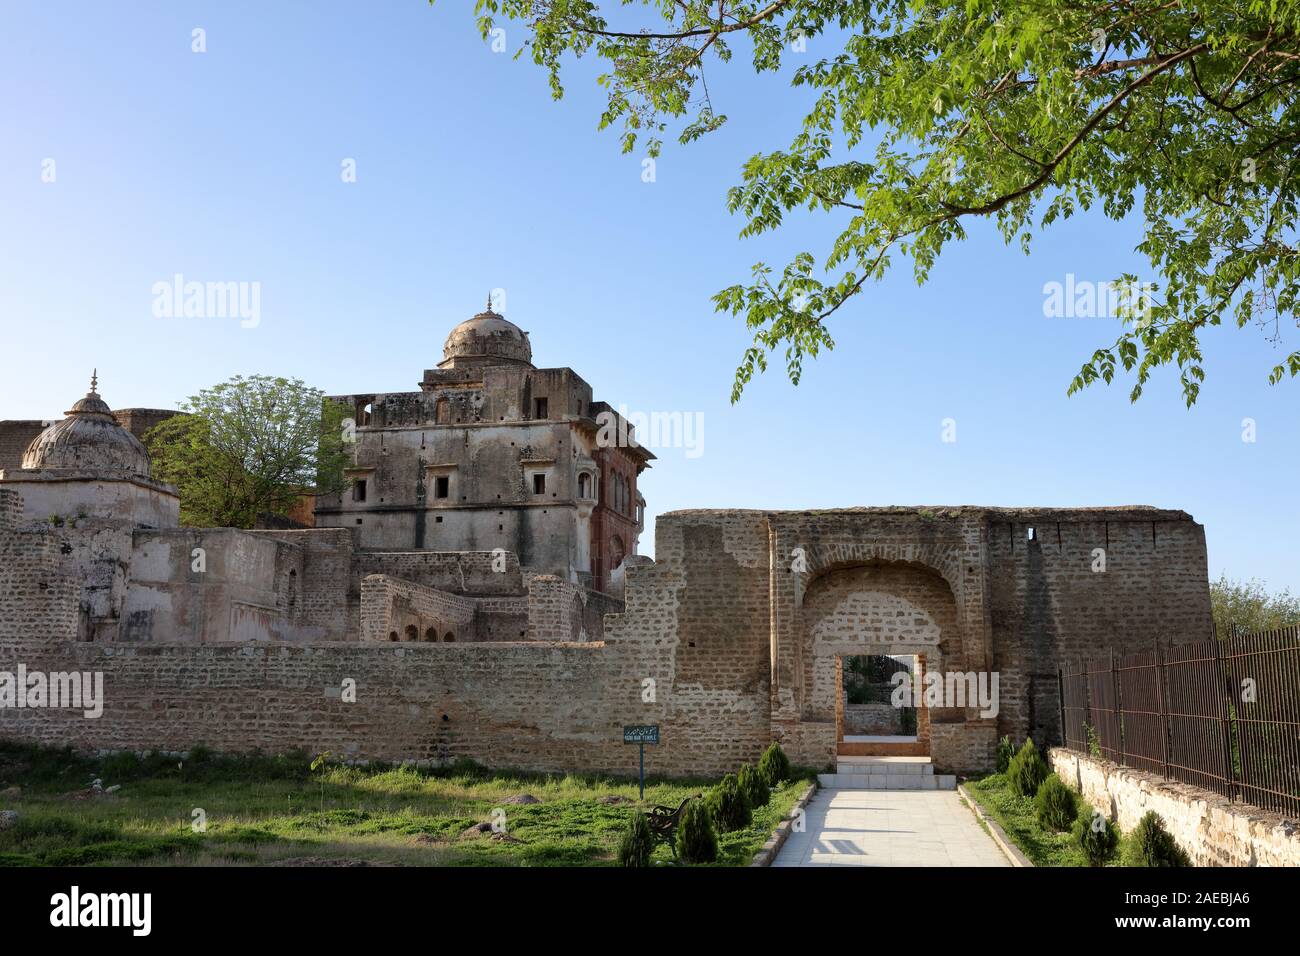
[
  {"left": 443, "top": 632, "right": 456, "bottom": 642},
  {"left": 404, "top": 625, "right": 419, "bottom": 642},
  {"left": 388, "top": 631, "right": 399, "bottom": 642},
  {"left": 578, "top": 473, "right": 590, "bottom": 498},
  {"left": 424, "top": 627, "right": 437, "bottom": 642}
]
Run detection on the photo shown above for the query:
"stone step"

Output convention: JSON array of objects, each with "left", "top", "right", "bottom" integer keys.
[
  {"left": 817, "top": 772, "right": 957, "bottom": 790},
  {"left": 836, "top": 757, "right": 933, "bottom": 775}
]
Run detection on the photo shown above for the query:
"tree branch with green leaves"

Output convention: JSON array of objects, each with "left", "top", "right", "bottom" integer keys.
[{"left": 455, "top": 0, "right": 1300, "bottom": 404}]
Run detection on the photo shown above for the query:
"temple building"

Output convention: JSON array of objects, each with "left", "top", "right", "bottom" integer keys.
[{"left": 316, "top": 303, "right": 652, "bottom": 593}]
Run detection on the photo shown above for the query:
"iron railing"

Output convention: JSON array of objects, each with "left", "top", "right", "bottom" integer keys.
[{"left": 1058, "top": 626, "right": 1300, "bottom": 818}]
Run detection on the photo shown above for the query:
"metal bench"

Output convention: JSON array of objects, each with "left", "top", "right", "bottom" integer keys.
[{"left": 647, "top": 796, "right": 698, "bottom": 857}]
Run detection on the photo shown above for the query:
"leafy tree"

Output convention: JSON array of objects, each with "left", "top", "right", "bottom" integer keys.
[
  {"left": 146, "top": 375, "right": 351, "bottom": 528},
  {"left": 738, "top": 763, "right": 771, "bottom": 808},
  {"left": 676, "top": 799, "right": 719, "bottom": 863},
  {"left": 618, "top": 810, "right": 656, "bottom": 866},
  {"left": 1122, "top": 810, "right": 1190, "bottom": 866},
  {"left": 457, "top": 1, "right": 1300, "bottom": 405},
  {"left": 1210, "top": 574, "right": 1300, "bottom": 637},
  {"left": 1008, "top": 737, "right": 1049, "bottom": 797},
  {"left": 705, "top": 772, "right": 753, "bottom": 832},
  {"left": 757, "top": 741, "right": 792, "bottom": 786},
  {"left": 1034, "top": 773, "right": 1078, "bottom": 831},
  {"left": 1073, "top": 808, "right": 1120, "bottom": 866}
]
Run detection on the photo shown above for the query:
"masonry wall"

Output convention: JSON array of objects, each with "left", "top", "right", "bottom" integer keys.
[
  {"left": 987, "top": 509, "right": 1212, "bottom": 748},
  {"left": 0, "top": 494, "right": 1214, "bottom": 779},
  {"left": 1050, "top": 748, "right": 1300, "bottom": 867}
]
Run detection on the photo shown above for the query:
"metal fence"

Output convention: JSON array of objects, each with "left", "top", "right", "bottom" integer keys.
[{"left": 1058, "top": 627, "right": 1300, "bottom": 818}]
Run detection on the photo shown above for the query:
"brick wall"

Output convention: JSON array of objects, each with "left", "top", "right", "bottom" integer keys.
[{"left": 0, "top": 496, "right": 1213, "bottom": 779}]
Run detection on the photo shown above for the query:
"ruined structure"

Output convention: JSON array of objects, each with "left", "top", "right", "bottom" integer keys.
[
  {"left": 0, "top": 314, "right": 1214, "bottom": 777},
  {"left": 316, "top": 303, "right": 650, "bottom": 594}
]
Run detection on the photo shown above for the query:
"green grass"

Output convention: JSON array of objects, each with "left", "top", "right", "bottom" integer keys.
[
  {"left": 0, "top": 741, "right": 810, "bottom": 867},
  {"left": 964, "top": 773, "right": 1133, "bottom": 867}
]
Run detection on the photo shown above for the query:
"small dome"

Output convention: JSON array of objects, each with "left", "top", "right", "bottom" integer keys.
[
  {"left": 439, "top": 304, "right": 533, "bottom": 369},
  {"left": 22, "top": 373, "right": 153, "bottom": 478}
]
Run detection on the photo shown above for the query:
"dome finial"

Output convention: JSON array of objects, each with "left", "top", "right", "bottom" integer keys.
[
  {"left": 90, "top": 368, "right": 98, "bottom": 394},
  {"left": 486, "top": 290, "right": 495, "bottom": 314}
]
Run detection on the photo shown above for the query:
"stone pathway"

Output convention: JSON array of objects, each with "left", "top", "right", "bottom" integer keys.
[{"left": 772, "top": 787, "right": 1010, "bottom": 867}]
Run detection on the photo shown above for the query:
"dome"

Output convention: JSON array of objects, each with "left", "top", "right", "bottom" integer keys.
[
  {"left": 439, "top": 303, "right": 533, "bottom": 369},
  {"left": 22, "top": 373, "right": 153, "bottom": 478}
]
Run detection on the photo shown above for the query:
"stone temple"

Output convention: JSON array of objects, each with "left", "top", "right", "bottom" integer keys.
[{"left": 0, "top": 309, "right": 1213, "bottom": 776}]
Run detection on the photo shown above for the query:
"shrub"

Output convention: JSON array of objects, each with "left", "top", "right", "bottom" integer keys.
[
  {"left": 617, "top": 811, "right": 655, "bottom": 867},
  {"left": 757, "top": 742, "right": 791, "bottom": 787},
  {"left": 705, "top": 773, "right": 752, "bottom": 832},
  {"left": 1033, "top": 774, "right": 1077, "bottom": 831},
  {"left": 737, "top": 763, "right": 770, "bottom": 808},
  {"left": 1123, "top": 811, "right": 1190, "bottom": 867},
  {"left": 1084, "top": 723, "right": 1103, "bottom": 759},
  {"left": 1073, "top": 809, "right": 1120, "bottom": 866},
  {"left": 995, "top": 735, "right": 1016, "bottom": 774},
  {"left": 1007, "top": 738, "right": 1049, "bottom": 798},
  {"left": 675, "top": 800, "right": 718, "bottom": 864}
]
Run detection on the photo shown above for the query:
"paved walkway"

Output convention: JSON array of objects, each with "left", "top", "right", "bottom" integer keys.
[{"left": 772, "top": 788, "right": 1010, "bottom": 867}]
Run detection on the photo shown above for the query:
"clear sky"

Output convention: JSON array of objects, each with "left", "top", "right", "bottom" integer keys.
[{"left": 2, "top": 2, "right": 1296, "bottom": 593}]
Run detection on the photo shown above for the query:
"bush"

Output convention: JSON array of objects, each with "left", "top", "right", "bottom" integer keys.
[
  {"left": 1033, "top": 774, "right": 1077, "bottom": 831},
  {"left": 675, "top": 800, "right": 718, "bottom": 864},
  {"left": 737, "top": 764, "right": 770, "bottom": 808},
  {"left": 1007, "top": 738, "right": 1049, "bottom": 798},
  {"left": 995, "top": 735, "right": 1016, "bottom": 774},
  {"left": 617, "top": 811, "right": 655, "bottom": 867},
  {"left": 705, "top": 773, "right": 752, "bottom": 833},
  {"left": 756, "top": 742, "right": 791, "bottom": 787},
  {"left": 1123, "top": 811, "right": 1190, "bottom": 867},
  {"left": 1073, "top": 809, "right": 1120, "bottom": 866}
]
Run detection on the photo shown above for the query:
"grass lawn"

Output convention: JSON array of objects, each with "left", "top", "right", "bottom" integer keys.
[
  {"left": 964, "top": 773, "right": 1132, "bottom": 867},
  {"left": 0, "top": 742, "right": 810, "bottom": 867}
]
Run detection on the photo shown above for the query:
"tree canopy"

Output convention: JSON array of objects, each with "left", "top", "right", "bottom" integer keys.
[
  {"left": 146, "top": 375, "right": 351, "bottom": 528},
  {"left": 1210, "top": 573, "right": 1300, "bottom": 636},
  {"left": 459, "top": 0, "right": 1300, "bottom": 403}
]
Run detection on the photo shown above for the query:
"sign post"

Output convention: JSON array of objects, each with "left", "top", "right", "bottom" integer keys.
[{"left": 622, "top": 724, "right": 660, "bottom": 800}]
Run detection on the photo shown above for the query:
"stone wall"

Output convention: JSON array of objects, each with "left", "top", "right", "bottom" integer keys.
[
  {"left": 360, "top": 574, "right": 477, "bottom": 643},
  {"left": 0, "top": 494, "right": 1215, "bottom": 779},
  {"left": 1049, "top": 747, "right": 1300, "bottom": 867}
]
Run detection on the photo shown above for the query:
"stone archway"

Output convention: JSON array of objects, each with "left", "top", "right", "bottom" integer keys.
[{"left": 799, "top": 561, "right": 960, "bottom": 757}]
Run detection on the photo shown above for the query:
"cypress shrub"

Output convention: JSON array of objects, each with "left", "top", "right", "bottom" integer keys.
[
  {"left": 1008, "top": 738, "right": 1049, "bottom": 798},
  {"left": 676, "top": 800, "right": 718, "bottom": 864},
  {"left": 1122, "top": 811, "right": 1190, "bottom": 867},
  {"left": 995, "top": 735, "right": 1016, "bottom": 774},
  {"left": 757, "top": 742, "right": 791, "bottom": 787},
  {"left": 617, "top": 810, "right": 655, "bottom": 867},
  {"left": 1073, "top": 809, "right": 1120, "bottom": 866},
  {"left": 1033, "top": 774, "right": 1077, "bottom": 831},
  {"left": 738, "top": 763, "right": 770, "bottom": 808},
  {"left": 705, "top": 773, "right": 752, "bottom": 832}
]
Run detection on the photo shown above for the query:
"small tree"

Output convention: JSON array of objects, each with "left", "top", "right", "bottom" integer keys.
[
  {"left": 1034, "top": 774, "right": 1077, "bottom": 832},
  {"left": 737, "top": 763, "right": 770, "bottom": 809},
  {"left": 618, "top": 810, "right": 655, "bottom": 867},
  {"left": 146, "top": 375, "right": 351, "bottom": 528},
  {"left": 995, "top": 735, "right": 1016, "bottom": 774},
  {"left": 705, "top": 773, "right": 752, "bottom": 833},
  {"left": 675, "top": 800, "right": 718, "bottom": 864},
  {"left": 1122, "top": 811, "right": 1190, "bottom": 867},
  {"left": 1073, "top": 809, "right": 1120, "bottom": 867},
  {"left": 1008, "top": 738, "right": 1049, "bottom": 798},
  {"left": 757, "top": 742, "right": 792, "bottom": 787}
]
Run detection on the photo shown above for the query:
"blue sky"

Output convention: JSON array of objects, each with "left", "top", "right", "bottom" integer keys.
[{"left": 1, "top": 2, "right": 1296, "bottom": 592}]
